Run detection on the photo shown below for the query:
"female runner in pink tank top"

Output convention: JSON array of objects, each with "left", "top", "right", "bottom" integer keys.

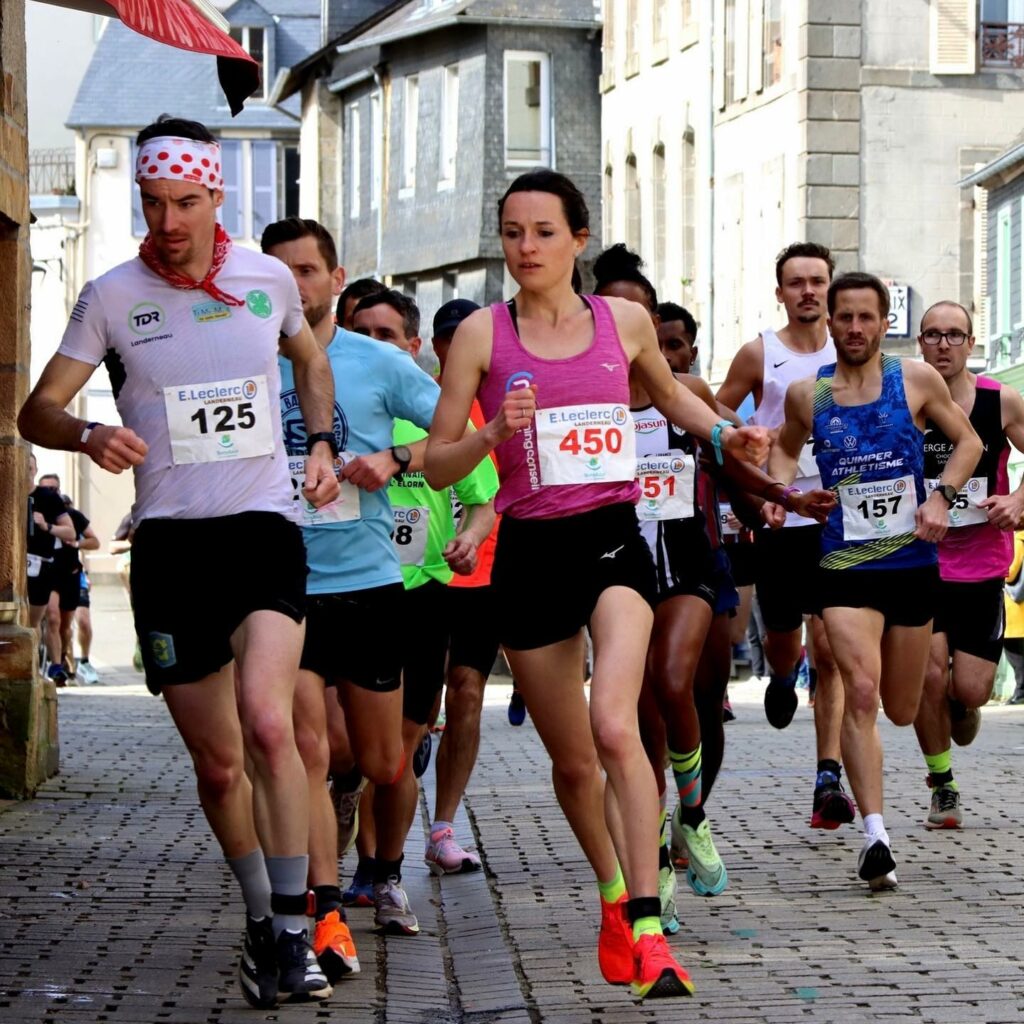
[{"left": 424, "top": 170, "right": 769, "bottom": 1000}]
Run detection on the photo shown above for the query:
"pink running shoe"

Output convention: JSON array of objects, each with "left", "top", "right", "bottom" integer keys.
[{"left": 424, "top": 826, "right": 482, "bottom": 875}]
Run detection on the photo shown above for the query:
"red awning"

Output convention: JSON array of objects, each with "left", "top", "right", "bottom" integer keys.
[{"left": 102, "top": 0, "right": 260, "bottom": 115}]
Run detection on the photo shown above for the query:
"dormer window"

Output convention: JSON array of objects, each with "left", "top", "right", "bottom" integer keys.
[{"left": 230, "top": 26, "right": 267, "bottom": 98}]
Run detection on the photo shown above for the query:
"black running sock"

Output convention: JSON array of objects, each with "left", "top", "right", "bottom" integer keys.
[
  {"left": 314, "top": 885, "right": 343, "bottom": 919},
  {"left": 816, "top": 758, "right": 841, "bottom": 787},
  {"left": 659, "top": 844, "right": 672, "bottom": 870},
  {"left": 331, "top": 764, "right": 362, "bottom": 793},
  {"left": 373, "top": 855, "right": 403, "bottom": 885},
  {"left": 677, "top": 802, "right": 706, "bottom": 829},
  {"left": 354, "top": 854, "right": 376, "bottom": 879}
]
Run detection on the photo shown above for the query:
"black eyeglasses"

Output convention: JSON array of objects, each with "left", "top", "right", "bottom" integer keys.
[{"left": 920, "top": 329, "right": 969, "bottom": 346}]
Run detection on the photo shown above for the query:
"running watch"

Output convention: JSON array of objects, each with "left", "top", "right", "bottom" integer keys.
[
  {"left": 306, "top": 431, "right": 339, "bottom": 457},
  {"left": 390, "top": 445, "right": 412, "bottom": 480},
  {"left": 935, "top": 483, "right": 958, "bottom": 507}
]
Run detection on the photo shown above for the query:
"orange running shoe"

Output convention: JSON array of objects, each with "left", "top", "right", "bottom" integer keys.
[
  {"left": 313, "top": 909, "right": 360, "bottom": 984},
  {"left": 597, "top": 895, "right": 634, "bottom": 985},
  {"left": 630, "top": 933, "right": 695, "bottom": 1000}
]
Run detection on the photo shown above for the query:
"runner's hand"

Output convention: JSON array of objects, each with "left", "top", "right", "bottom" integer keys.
[
  {"left": 978, "top": 491, "right": 1024, "bottom": 531},
  {"left": 760, "top": 501, "right": 787, "bottom": 529},
  {"left": 915, "top": 492, "right": 950, "bottom": 543},
  {"left": 790, "top": 487, "right": 837, "bottom": 524},
  {"left": 487, "top": 384, "right": 537, "bottom": 444},
  {"left": 83, "top": 424, "right": 148, "bottom": 473},
  {"left": 342, "top": 450, "right": 399, "bottom": 492},
  {"left": 723, "top": 425, "right": 770, "bottom": 465},
  {"left": 443, "top": 534, "right": 478, "bottom": 576},
  {"left": 304, "top": 444, "right": 341, "bottom": 508}
]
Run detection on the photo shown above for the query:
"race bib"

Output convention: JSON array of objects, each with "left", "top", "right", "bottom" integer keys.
[
  {"left": 536, "top": 404, "right": 636, "bottom": 486},
  {"left": 719, "top": 502, "right": 740, "bottom": 537},
  {"left": 795, "top": 440, "right": 820, "bottom": 482},
  {"left": 839, "top": 475, "right": 918, "bottom": 542},
  {"left": 164, "top": 375, "right": 274, "bottom": 465},
  {"left": 26, "top": 553, "right": 43, "bottom": 578},
  {"left": 924, "top": 477, "right": 989, "bottom": 529},
  {"left": 392, "top": 506, "right": 429, "bottom": 566},
  {"left": 636, "top": 453, "right": 696, "bottom": 521},
  {"left": 288, "top": 453, "right": 361, "bottom": 527}
]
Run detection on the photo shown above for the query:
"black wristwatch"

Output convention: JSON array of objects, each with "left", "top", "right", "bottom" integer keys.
[
  {"left": 390, "top": 444, "right": 412, "bottom": 480},
  {"left": 306, "top": 431, "right": 339, "bottom": 457},
  {"left": 936, "top": 483, "right": 958, "bottom": 507}
]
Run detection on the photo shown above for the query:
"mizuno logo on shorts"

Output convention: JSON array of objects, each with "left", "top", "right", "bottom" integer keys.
[{"left": 600, "top": 545, "right": 624, "bottom": 559}]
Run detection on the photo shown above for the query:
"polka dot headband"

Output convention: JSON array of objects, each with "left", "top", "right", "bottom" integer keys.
[{"left": 135, "top": 136, "right": 224, "bottom": 190}]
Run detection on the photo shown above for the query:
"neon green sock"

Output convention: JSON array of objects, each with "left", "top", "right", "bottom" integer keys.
[
  {"left": 597, "top": 863, "right": 626, "bottom": 904},
  {"left": 924, "top": 749, "right": 957, "bottom": 790},
  {"left": 658, "top": 806, "right": 668, "bottom": 846},
  {"left": 632, "top": 916, "right": 661, "bottom": 941}
]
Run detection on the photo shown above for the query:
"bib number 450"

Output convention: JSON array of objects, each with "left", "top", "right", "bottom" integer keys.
[
  {"left": 190, "top": 402, "right": 255, "bottom": 434},
  {"left": 558, "top": 427, "right": 623, "bottom": 456}
]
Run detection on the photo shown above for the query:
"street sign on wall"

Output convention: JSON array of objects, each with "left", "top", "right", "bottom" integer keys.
[{"left": 885, "top": 282, "right": 910, "bottom": 337}]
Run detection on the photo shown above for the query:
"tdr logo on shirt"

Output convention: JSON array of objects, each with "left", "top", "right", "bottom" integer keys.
[
  {"left": 128, "top": 302, "right": 165, "bottom": 335},
  {"left": 280, "top": 389, "right": 347, "bottom": 456}
]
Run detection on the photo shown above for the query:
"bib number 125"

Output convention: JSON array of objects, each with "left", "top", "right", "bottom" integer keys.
[{"left": 190, "top": 403, "right": 255, "bottom": 434}]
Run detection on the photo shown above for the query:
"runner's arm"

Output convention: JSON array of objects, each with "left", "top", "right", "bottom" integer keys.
[
  {"left": 280, "top": 320, "right": 340, "bottom": 508},
  {"left": 911, "top": 361, "right": 983, "bottom": 541},
  {"left": 621, "top": 300, "right": 769, "bottom": 464},
  {"left": 980, "top": 385, "right": 1024, "bottom": 529},
  {"left": 19, "top": 355, "right": 149, "bottom": 472},
  {"left": 74, "top": 524, "right": 101, "bottom": 552},
  {"left": 425, "top": 311, "right": 503, "bottom": 488},
  {"left": 714, "top": 338, "right": 762, "bottom": 411},
  {"left": 444, "top": 498, "right": 496, "bottom": 576},
  {"left": 767, "top": 379, "right": 813, "bottom": 485}
]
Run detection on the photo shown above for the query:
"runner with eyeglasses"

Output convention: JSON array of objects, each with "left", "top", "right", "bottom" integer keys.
[{"left": 912, "top": 301, "right": 1024, "bottom": 828}]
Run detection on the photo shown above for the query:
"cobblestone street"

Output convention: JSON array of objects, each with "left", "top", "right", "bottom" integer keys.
[{"left": 2, "top": 584, "right": 1024, "bottom": 1023}]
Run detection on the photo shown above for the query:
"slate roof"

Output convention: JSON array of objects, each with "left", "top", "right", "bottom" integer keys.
[{"left": 66, "top": 0, "right": 318, "bottom": 130}]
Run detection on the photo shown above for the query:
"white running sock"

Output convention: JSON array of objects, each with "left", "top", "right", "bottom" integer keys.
[{"left": 863, "top": 813, "right": 888, "bottom": 845}]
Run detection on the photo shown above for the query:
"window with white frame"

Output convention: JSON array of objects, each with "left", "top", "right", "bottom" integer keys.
[
  {"left": 652, "top": 145, "right": 666, "bottom": 294},
  {"left": 504, "top": 51, "right": 551, "bottom": 166},
  {"left": 602, "top": 0, "right": 615, "bottom": 81},
  {"left": 371, "top": 91, "right": 383, "bottom": 211},
  {"left": 995, "top": 203, "right": 1011, "bottom": 342},
  {"left": 681, "top": 128, "right": 696, "bottom": 303},
  {"left": 625, "top": 154, "right": 641, "bottom": 253},
  {"left": 402, "top": 76, "right": 419, "bottom": 192},
  {"left": 653, "top": 0, "right": 669, "bottom": 42},
  {"left": 763, "top": 0, "right": 784, "bottom": 86},
  {"left": 723, "top": 0, "right": 737, "bottom": 105},
  {"left": 229, "top": 26, "right": 268, "bottom": 98},
  {"left": 349, "top": 103, "right": 361, "bottom": 219},
  {"left": 131, "top": 138, "right": 296, "bottom": 239},
  {"left": 625, "top": 0, "right": 640, "bottom": 75},
  {"left": 439, "top": 64, "right": 459, "bottom": 186},
  {"left": 603, "top": 164, "right": 614, "bottom": 249}
]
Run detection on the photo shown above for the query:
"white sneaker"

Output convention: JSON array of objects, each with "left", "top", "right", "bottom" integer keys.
[
  {"left": 857, "top": 837, "right": 898, "bottom": 891},
  {"left": 77, "top": 661, "right": 100, "bottom": 685}
]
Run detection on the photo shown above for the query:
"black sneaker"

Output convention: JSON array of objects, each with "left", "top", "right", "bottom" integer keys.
[
  {"left": 413, "top": 731, "right": 432, "bottom": 779},
  {"left": 764, "top": 675, "right": 798, "bottom": 729},
  {"left": 276, "top": 928, "right": 332, "bottom": 1003},
  {"left": 239, "top": 915, "right": 277, "bottom": 1009}
]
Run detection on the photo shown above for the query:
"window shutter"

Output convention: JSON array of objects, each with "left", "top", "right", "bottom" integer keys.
[
  {"left": 930, "top": 0, "right": 977, "bottom": 75},
  {"left": 218, "top": 140, "right": 244, "bottom": 237},
  {"left": 129, "top": 142, "right": 147, "bottom": 237},
  {"left": 734, "top": 0, "right": 749, "bottom": 100},
  {"left": 974, "top": 184, "right": 989, "bottom": 344},
  {"left": 749, "top": 0, "right": 764, "bottom": 93},
  {"left": 251, "top": 141, "right": 277, "bottom": 239},
  {"left": 713, "top": 0, "right": 726, "bottom": 109}
]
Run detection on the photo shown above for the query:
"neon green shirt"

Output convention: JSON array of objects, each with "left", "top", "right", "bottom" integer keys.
[{"left": 388, "top": 419, "right": 499, "bottom": 590}]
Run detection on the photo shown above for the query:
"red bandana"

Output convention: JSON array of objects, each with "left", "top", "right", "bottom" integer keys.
[{"left": 138, "top": 223, "right": 245, "bottom": 307}]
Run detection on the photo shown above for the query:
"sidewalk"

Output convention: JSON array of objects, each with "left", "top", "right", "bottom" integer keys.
[{"left": 1, "top": 584, "right": 1024, "bottom": 1022}]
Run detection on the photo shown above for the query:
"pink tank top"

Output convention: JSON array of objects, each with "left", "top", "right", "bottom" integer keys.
[{"left": 478, "top": 294, "right": 640, "bottom": 520}]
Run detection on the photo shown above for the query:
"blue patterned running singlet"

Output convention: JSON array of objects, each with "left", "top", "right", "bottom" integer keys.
[{"left": 812, "top": 354, "right": 936, "bottom": 572}]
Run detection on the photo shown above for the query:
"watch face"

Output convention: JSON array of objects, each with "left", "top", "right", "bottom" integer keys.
[{"left": 395, "top": 446, "right": 412, "bottom": 464}]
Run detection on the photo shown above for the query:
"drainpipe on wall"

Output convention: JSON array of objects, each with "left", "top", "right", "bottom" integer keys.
[
  {"left": 705, "top": 1, "right": 716, "bottom": 382},
  {"left": 373, "top": 65, "right": 387, "bottom": 281}
]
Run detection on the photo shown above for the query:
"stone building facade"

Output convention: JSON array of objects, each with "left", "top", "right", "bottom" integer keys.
[
  {"left": 601, "top": 0, "right": 1024, "bottom": 381},
  {"left": 284, "top": 0, "right": 602, "bottom": 340}
]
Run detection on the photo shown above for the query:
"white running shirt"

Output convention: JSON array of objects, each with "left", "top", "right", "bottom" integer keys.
[
  {"left": 58, "top": 246, "right": 304, "bottom": 523},
  {"left": 750, "top": 327, "right": 836, "bottom": 528}
]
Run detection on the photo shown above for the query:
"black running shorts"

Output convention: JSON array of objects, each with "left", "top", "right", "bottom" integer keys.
[
  {"left": 648, "top": 516, "right": 718, "bottom": 610},
  {"left": 755, "top": 524, "right": 823, "bottom": 632},
  {"left": 301, "top": 583, "right": 405, "bottom": 691},
  {"left": 401, "top": 579, "right": 451, "bottom": 725},
  {"left": 447, "top": 584, "right": 501, "bottom": 677},
  {"left": 932, "top": 577, "right": 1006, "bottom": 664},
  {"left": 52, "top": 569, "right": 82, "bottom": 613},
  {"left": 492, "top": 502, "right": 657, "bottom": 652},
  {"left": 723, "top": 538, "right": 759, "bottom": 588},
  {"left": 131, "top": 512, "right": 307, "bottom": 694},
  {"left": 27, "top": 559, "right": 55, "bottom": 608},
  {"left": 818, "top": 563, "right": 939, "bottom": 629}
]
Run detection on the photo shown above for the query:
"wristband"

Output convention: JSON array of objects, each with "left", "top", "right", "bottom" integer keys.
[
  {"left": 780, "top": 486, "right": 801, "bottom": 511},
  {"left": 709, "top": 419, "right": 733, "bottom": 465},
  {"left": 80, "top": 421, "right": 100, "bottom": 448},
  {"left": 761, "top": 479, "right": 786, "bottom": 499}
]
